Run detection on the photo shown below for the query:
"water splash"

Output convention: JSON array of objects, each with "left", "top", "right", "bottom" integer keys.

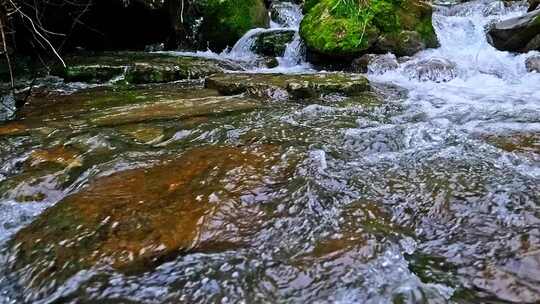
[
  {"left": 370, "top": 0, "right": 540, "bottom": 136},
  {"left": 162, "top": 2, "right": 310, "bottom": 72}
]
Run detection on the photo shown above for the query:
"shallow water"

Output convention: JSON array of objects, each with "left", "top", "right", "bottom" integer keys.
[{"left": 0, "top": 0, "right": 540, "bottom": 303}]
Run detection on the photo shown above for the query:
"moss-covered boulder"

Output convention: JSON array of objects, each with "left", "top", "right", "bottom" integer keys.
[
  {"left": 299, "top": 0, "right": 438, "bottom": 59},
  {"left": 206, "top": 72, "right": 370, "bottom": 100},
  {"left": 170, "top": 0, "right": 269, "bottom": 51},
  {"left": 6, "top": 145, "right": 283, "bottom": 295},
  {"left": 52, "top": 52, "right": 242, "bottom": 84}
]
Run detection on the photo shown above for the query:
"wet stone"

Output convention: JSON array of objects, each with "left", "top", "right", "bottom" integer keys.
[
  {"left": 52, "top": 52, "right": 243, "bottom": 84},
  {"left": 117, "top": 124, "right": 165, "bottom": 144},
  {"left": 350, "top": 54, "right": 399, "bottom": 75},
  {"left": 13, "top": 84, "right": 256, "bottom": 131},
  {"left": 251, "top": 29, "right": 296, "bottom": 57},
  {"left": 404, "top": 58, "right": 458, "bottom": 82},
  {"left": 484, "top": 133, "right": 540, "bottom": 155},
  {"left": 90, "top": 95, "right": 261, "bottom": 127},
  {"left": 0, "top": 122, "right": 29, "bottom": 137},
  {"left": 6, "top": 145, "right": 285, "bottom": 296},
  {"left": 205, "top": 73, "right": 370, "bottom": 101},
  {"left": 367, "top": 54, "right": 400, "bottom": 75},
  {"left": 526, "top": 55, "right": 540, "bottom": 73},
  {"left": 0, "top": 146, "right": 83, "bottom": 202},
  {"left": 28, "top": 146, "right": 82, "bottom": 169}
]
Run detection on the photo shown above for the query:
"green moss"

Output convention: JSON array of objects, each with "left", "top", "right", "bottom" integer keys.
[
  {"left": 300, "top": 0, "right": 437, "bottom": 57},
  {"left": 62, "top": 65, "right": 125, "bottom": 83},
  {"left": 194, "top": 0, "right": 269, "bottom": 50},
  {"left": 415, "top": 17, "right": 438, "bottom": 48},
  {"left": 303, "top": 0, "right": 319, "bottom": 13},
  {"left": 300, "top": 0, "right": 380, "bottom": 56}
]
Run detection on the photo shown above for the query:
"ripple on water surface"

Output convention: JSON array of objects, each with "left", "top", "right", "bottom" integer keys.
[{"left": 1, "top": 0, "right": 540, "bottom": 303}]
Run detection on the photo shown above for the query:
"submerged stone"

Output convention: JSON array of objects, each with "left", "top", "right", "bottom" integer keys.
[
  {"left": 0, "top": 146, "right": 83, "bottom": 202},
  {"left": 473, "top": 251, "right": 540, "bottom": 303},
  {"left": 13, "top": 84, "right": 257, "bottom": 131},
  {"left": 484, "top": 133, "right": 540, "bottom": 155},
  {"left": 28, "top": 146, "right": 82, "bottom": 169},
  {"left": 205, "top": 73, "right": 370, "bottom": 100},
  {"left": 0, "top": 122, "right": 29, "bottom": 137},
  {"left": 90, "top": 95, "right": 261, "bottom": 127},
  {"left": 117, "top": 124, "right": 165, "bottom": 144},
  {"left": 6, "top": 145, "right": 283, "bottom": 293},
  {"left": 52, "top": 52, "right": 243, "bottom": 84}
]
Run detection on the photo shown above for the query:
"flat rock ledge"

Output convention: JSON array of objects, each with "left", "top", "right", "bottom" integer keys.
[
  {"left": 52, "top": 52, "right": 243, "bottom": 84},
  {"left": 205, "top": 73, "right": 370, "bottom": 100}
]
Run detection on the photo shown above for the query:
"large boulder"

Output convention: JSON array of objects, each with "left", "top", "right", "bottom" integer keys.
[
  {"left": 169, "top": 0, "right": 270, "bottom": 51},
  {"left": 299, "top": 0, "right": 438, "bottom": 60},
  {"left": 488, "top": 9, "right": 540, "bottom": 52}
]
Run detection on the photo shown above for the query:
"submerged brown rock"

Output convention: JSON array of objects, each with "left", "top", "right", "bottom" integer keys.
[{"left": 8, "top": 145, "right": 284, "bottom": 288}]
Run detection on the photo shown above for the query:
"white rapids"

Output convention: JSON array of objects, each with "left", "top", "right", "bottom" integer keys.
[{"left": 369, "top": 0, "right": 540, "bottom": 139}]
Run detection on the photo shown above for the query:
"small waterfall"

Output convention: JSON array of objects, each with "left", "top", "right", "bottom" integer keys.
[
  {"left": 371, "top": 0, "right": 532, "bottom": 81},
  {"left": 270, "top": 2, "right": 303, "bottom": 29},
  {"left": 269, "top": 2, "right": 309, "bottom": 70},
  {"left": 225, "top": 28, "right": 268, "bottom": 61},
  {"left": 161, "top": 1, "right": 309, "bottom": 72},
  {"left": 225, "top": 1, "right": 308, "bottom": 70},
  {"left": 369, "top": 0, "right": 540, "bottom": 136},
  {"left": 277, "top": 33, "right": 306, "bottom": 67}
]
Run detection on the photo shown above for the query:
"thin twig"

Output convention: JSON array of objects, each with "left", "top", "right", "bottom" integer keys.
[
  {"left": 7, "top": 0, "right": 66, "bottom": 67},
  {"left": 0, "top": 12, "right": 14, "bottom": 89}
]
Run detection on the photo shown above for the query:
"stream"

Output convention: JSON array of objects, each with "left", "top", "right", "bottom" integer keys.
[{"left": 0, "top": 0, "right": 539, "bottom": 303}]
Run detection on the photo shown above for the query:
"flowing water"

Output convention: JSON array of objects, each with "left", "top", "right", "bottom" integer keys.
[{"left": 0, "top": 0, "right": 540, "bottom": 303}]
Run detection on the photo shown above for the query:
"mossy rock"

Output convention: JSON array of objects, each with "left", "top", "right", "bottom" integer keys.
[
  {"left": 6, "top": 145, "right": 283, "bottom": 295},
  {"left": 252, "top": 29, "right": 296, "bottom": 57},
  {"left": 205, "top": 72, "right": 370, "bottom": 100},
  {"left": 299, "top": 0, "right": 438, "bottom": 58},
  {"left": 51, "top": 52, "right": 243, "bottom": 84},
  {"left": 171, "top": 0, "right": 270, "bottom": 51}
]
